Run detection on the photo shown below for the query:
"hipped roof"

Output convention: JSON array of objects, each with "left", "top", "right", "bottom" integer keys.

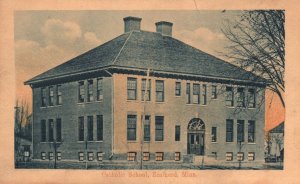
[{"left": 25, "top": 31, "right": 266, "bottom": 85}]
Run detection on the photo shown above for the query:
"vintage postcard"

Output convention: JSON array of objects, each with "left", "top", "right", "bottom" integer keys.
[{"left": 0, "top": 0, "right": 299, "bottom": 183}]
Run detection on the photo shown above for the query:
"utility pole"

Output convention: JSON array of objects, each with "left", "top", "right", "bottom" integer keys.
[{"left": 140, "top": 68, "right": 150, "bottom": 170}]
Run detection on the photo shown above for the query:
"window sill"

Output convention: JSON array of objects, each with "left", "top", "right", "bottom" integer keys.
[
  {"left": 186, "top": 103, "right": 199, "bottom": 106},
  {"left": 247, "top": 142, "right": 256, "bottom": 144},
  {"left": 155, "top": 141, "right": 164, "bottom": 143},
  {"left": 211, "top": 142, "right": 218, "bottom": 144},
  {"left": 225, "top": 142, "right": 234, "bottom": 143},
  {"left": 127, "top": 141, "right": 138, "bottom": 143},
  {"left": 248, "top": 107, "right": 256, "bottom": 109},
  {"left": 77, "top": 102, "right": 85, "bottom": 105},
  {"left": 175, "top": 95, "right": 181, "bottom": 98},
  {"left": 155, "top": 102, "right": 165, "bottom": 104}
]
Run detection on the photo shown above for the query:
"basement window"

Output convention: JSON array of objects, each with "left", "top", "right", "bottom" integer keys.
[
  {"left": 88, "top": 152, "right": 94, "bottom": 161},
  {"left": 226, "top": 152, "right": 233, "bottom": 161},
  {"left": 78, "top": 152, "right": 84, "bottom": 161},
  {"left": 97, "top": 152, "right": 103, "bottom": 161},
  {"left": 127, "top": 152, "right": 136, "bottom": 161},
  {"left": 237, "top": 152, "right": 244, "bottom": 161},
  {"left": 156, "top": 152, "right": 164, "bottom": 161},
  {"left": 57, "top": 152, "right": 62, "bottom": 161},
  {"left": 49, "top": 152, "right": 54, "bottom": 160},
  {"left": 175, "top": 152, "right": 180, "bottom": 161},
  {"left": 248, "top": 152, "right": 255, "bottom": 161},
  {"left": 41, "top": 152, "right": 46, "bottom": 160},
  {"left": 143, "top": 152, "right": 150, "bottom": 161}
]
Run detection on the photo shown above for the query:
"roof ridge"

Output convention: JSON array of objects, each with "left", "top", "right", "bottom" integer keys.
[{"left": 111, "top": 31, "right": 133, "bottom": 65}]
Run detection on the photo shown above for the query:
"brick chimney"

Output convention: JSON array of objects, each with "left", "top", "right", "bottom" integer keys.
[
  {"left": 155, "top": 21, "right": 173, "bottom": 36},
  {"left": 123, "top": 16, "right": 142, "bottom": 33}
]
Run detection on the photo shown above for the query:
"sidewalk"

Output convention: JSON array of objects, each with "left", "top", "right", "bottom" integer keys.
[{"left": 15, "top": 160, "right": 283, "bottom": 170}]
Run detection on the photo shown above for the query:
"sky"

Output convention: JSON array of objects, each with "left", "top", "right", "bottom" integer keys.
[{"left": 14, "top": 10, "right": 284, "bottom": 130}]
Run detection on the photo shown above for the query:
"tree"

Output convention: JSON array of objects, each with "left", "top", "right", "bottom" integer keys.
[
  {"left": 222, "top": 10, "right": 285, "bottom": 107},
  {"left": 14, "top": 99, "right": 30, "bottom": 165}
]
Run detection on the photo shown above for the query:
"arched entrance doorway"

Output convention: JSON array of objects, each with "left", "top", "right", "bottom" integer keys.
[{"left": 187, "top": 118, "right": 205, "bottom": 155}]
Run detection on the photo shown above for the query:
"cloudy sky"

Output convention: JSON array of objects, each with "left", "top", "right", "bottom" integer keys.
[{"left": 14, "top": 10, "right": 284, "bottom": 129}]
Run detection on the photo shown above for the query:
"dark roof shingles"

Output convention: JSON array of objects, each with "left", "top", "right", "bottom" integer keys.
[{"left": 26, "top": 31, "right": 265, "bottom": 83}]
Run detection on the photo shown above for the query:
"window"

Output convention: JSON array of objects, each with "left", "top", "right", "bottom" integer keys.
[
  {"left": 127, "top": 152, "right": 136, "bottom": 161},
  {"left": 88, "top": 152, "right": 94, "bottom": 161},
  {"left": 87, "top": 116, "right": 93, "bottom": 141},
  {"left": 237, "top": 87, "right": 245, "bottom": 107},
  {"left": 97, "top": 78, "right": 103, "bottom": 101},
  {"left": 226, "top": 119, "right": 233, "bottom": 142},
  {"left": 186, "top": 83, "right": 191, "bottom": 104},
  {"left": 226, "top": 152, "right": 233, "bottom": 161},
  {"left": 41, "top": 87, "right": 47, "bottom": 107},
  {"left": 97, "top": 115, "right": 103, "bottom": 141},
  {"left": 175, "top": 152, "right": 180, "bottom": 161},
  {"left": 143, "top": 115, "right": 150, "bottom": 141},
  {"left": 211, "top": 127, "right": 217, "bottom": 142},
  {"left": 78, "top": 152, "right": 84, "bottom": 161},
  {"left": 78, "top": 117, "right": 84, "bottom": 141},
  {"left": 155, "top": 116, "right": 164, "bottom": 141},
  {"left": 49, "top": 86, "right": 54, "bottom": 106},
  {"left": 237, "top": 120, "right": 245, "bottom": 142},
  {"left": 155, "top": 152, "right": 164, "bottom": 161},
  {"left": 97, "top": 152, "right": 103, "bottom": 161},
  {"left": 41, "top": 152, "right": 46, "bottom": 160},
  {"left": 225, "top": 86, "right": 234, "bottom": 106},
  {"left": 24, "top": 150, "right": 30, "bottom": 157},
  {"left": 49, "top": 152, "right": 54, "bottom": 160},
  {"left": 143, "top": 152, "right": 150, "bottom": 161},
  {"left": 248, "top": 88, "right": 256, "bottom": 108},
  {"left": 48, "top": 119, "right": 54, "bottom": 142},
  {"left": 192, "top": 84, "right": 200, "bottom": 104},
  {"left": 248, "top": 152, "right": 255, "bottom": 161},
  {"left": 248, "top": 120, "right": 255, "bottom": 143},
  {"left": 211, "top": 85, "right": 217, "bottom": 99},
  {"left": 201, "top": 84, "right": 207, "bottom": 105},
  {"left": 78, "top": 81, "right": 85, "bottom": 103},
  {"left": 156, "top": 80, "right": 164, "bottom": 102},
  {"left": 56, "top": 118, "right": 62, "bottom": 142},
  {"left": 57, "top": 152, "right": 62, "bottom": 160},
  {"left": 41, "top": 120, "right": 46, "bottom": 142},
  {"left": 175, "top": 82, "right": 181, "bottom": 96},
  {"left": 141, "top": 79, "right": 151, "bottom": 101},
  {"left": 237, "top": 152, "right": 244, "bottom": 161},
  {"left": 127, "top": 78, "right": 137, "bottom": 100},
  {"left": 57, "top": 85, "right": 62, "bottom": 105},
  {"left": 175, "top": 125, "right": 180, "bottom": 141},
  {"left": 87, "top": 80, "right": 94, "bottom": 102},
  {"left": 127, "top": 115, "right": 137, "bottom": 141}
]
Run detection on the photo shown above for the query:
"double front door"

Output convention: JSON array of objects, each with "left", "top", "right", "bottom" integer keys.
[{"left": 188, "top": 133, "right": 204, "bottom": 155}]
